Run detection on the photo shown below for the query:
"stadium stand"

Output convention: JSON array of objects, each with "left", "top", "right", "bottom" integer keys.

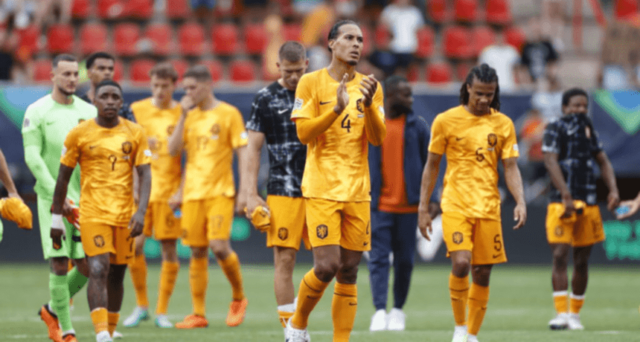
[
  {"left": 454, "top": 0, "right": 479, "bottom": 23},
  {"left": 486, "top": 0, "right": 512, "bottom": 25},
  {"left": 179, "top": 22, "right": 206, "bottom": 56},
  {"left": 144, "top": 23, "right": 174, "bottom": 56},
  {"left": 230, "top": 60, "right": 256, "bottom": 82},
  {"left": 428, "top": 0, "right": 449, "bottom": 24},
  {"left": 426, "top": 61, "right": 453, "bottom": 84},
  {"left": 615, "top": 0, "right": 639, "bottom": 19},
  {"left": 47, "top": 24, "right": 74, "bottom": 54},
  {"left": 130, "top": 58, "right": 155, "bottom": 83},
  {"left": 244, "top": 23, "right": 268, "bottom": 55},
  {"left": 80, "top": 23, "right": 109, "bottom": 56},
  {"left": 114, "top": 23, "right": 141, "bottom": 56},
  {"left": 212, "top": 23, "right": 240, "bottom": 56}
]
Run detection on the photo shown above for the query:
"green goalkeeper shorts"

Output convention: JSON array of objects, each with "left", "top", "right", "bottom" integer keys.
[{"left": 38, "top": 197, "right": 84, "bottom": 260}]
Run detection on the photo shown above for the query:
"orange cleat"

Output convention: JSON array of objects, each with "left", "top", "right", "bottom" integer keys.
[
  {"left": 62, "top": 334, "right": 78, "bottom": 342},
  {"left": 175, "top": 314, "right": 208, "bottom": 329},
  {"left": 38, "top": 304, "right": 63, "bottom": 342},
  {"left": 226, "top": 298, "right": 248, "bottom": 327}
]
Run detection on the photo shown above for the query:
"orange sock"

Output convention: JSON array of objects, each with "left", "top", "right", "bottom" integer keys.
[
  {"left": 449, "top": 274, "right": 469, "bottom": 326},
  {"left": 291, "top": 269, "right": 330, "bottom": 329},
  {"left": 553, "top": 291, "right": 568, "bottom": 314},
  {"left": 218, "top": 252, "right": 244, "bottom": 301},
  {"left": 107, "top": 312, "right": 120, "bottom": 336},
  {"left": 278, "top": 310, "right": 295, "bottom": 328},
  {"left": 467, "top": 283, "right": 489, "bottom": 336},
  {"left": 190, "top": 257, "right": 209, "bottom": 316},
  {"left": 569, "top": 293, "right": 585, "bottom": 314},
  {"left": 156, "top": 261, "right": 180, "bottom": 315},
  {"left": 129, "top": 254, "right": 148, "bottom": 308},
  {"left": 90, "top": 308, "right": 108, "bottom": 334},
  {"left": 332, "top": 282, "right": 357, "bottom": 342}
]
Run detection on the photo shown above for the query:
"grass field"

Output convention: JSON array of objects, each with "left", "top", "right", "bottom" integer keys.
[{"left": 0, "top": 263, "right": 638, "bottom": 342}]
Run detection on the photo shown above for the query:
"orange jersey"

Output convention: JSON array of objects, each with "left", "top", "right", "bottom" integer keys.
[
  {"left": 183, "top": 102, "right": 248, "bottom": 202},
  {"left": 132, "top": 98, "right": 182, "bottom": 203},
  {"left": 61, "top": 119, "right": 151, "bottom": 226},
  {"left": 429, "top": 105, "right": 519, "bottom": 220},
  {"left": 291, "top": 68, "right": 384, "bottom": 202}
]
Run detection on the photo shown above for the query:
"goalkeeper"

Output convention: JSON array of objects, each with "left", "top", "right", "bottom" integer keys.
[{"left": 22, "top": 54, "right": 97, "bottom": 342}]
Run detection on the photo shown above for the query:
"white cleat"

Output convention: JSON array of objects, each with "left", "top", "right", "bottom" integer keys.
[
  {"left": 548, "top": 313, "right": 569, "bottom": 330},
  {"left": 452, "top": 325, "right": 468, "bottom": 342},
  {"left": 96, "top": 331, "right": 113, "bottom": 342},
  {"left": 285, "top": 319, "right": 311, "bottom": 342},
  {"left": 155, "top": 315, "right": 173, "bottom": 328},
  {"left": 567, "top": 313, "right": 584, "bottom": 330},
  {"left": 112, "top": 331, "right": 123, "bottom": 339},
  {"left": 369, "top": 309, "right": 387, "bottom": 332},
  {"left": 467, "top": 334, "right": 479, "bottom": 342},
  {"left": 387, "top": 308, "right": 405, "bottom": 331},
  {"left": 123, "top": 306, "right": 149, "bottom": 328}
]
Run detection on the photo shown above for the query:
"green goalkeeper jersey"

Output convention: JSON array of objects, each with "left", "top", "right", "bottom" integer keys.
[{"left": 22, "top": 95, "right": 97, "bottom": 202}]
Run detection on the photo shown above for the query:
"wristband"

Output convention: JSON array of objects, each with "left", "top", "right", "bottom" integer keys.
[{"left": 52, "top": 214, "right": 65, "bottom": 231}]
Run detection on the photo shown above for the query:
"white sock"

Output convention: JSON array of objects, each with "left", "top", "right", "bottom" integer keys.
[
  {"left": 467, "top": 334, "right": 479, "bottom": 342},
  {"left": 277, "top": 303, "right": 295, "bottom": 313},
  {"left": 454, "top": 325, "right": 467, "bottom": 335}
]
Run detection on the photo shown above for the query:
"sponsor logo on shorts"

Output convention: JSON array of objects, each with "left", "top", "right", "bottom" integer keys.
[
  {"left": 316, "top": 224, "right": 328, "bottom": 240},
  {"left": 278, "top": 227, "right": 288, "bottom": 240},
  {"left": 94, "top": 235, "right": 105, "bottom": 247},
  {"left": 452, "top": 232, "right": 463, "bottom": 244},
  {"left": 554, "top": 226, "right": 563, "bottom": 237},
  {"left": 122, "top": 141, "right": 133, "bottom": 154}
]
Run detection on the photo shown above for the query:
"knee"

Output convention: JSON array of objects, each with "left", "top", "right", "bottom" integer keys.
[
  {"left": 74, "top": 258, "right": 90, "bottom": 277},
  {"left": 191, "top": 247, "right": 208, "bottom": 259},
  {"left": 108, "top": 265, "right": 127, "bottom": 284},
  {"left": 471, "top": 266, "right": 492, "bottom": 286},
  {"left": 50, "top": 258, "right": 69, "bottom": 276},
  {"left": 89, "top": 261, "right": 109, "bottom": 280},
  {"left": 210, "top": 242, "right": 231, "bottom": 260},
  {"left": 452, "top": 259, "right": 471, "bottom": 277},
  {"left": 314, "top": 259, "right": 340, "bottom": 282},
  {"left": 337, "top": 263, "right": 359, "bottom": 284},
  {"left": 161, "top": 240, "right": 178, "bottom": 262}
]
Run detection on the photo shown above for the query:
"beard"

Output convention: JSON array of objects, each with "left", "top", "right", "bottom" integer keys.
[{"left": 57, "top": 85, "right": 75, "bottom": 97}]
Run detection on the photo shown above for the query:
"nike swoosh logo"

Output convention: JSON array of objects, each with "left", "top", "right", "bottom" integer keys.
[
  {"left": 492, "top": 253, "right": 502, "bottom": 258},
  {"left": 567, "top": 127, "right": 580, "bottom": 135},
  {"left": 278, "top": 108, "right": 289, "bottom": 115},
  {"left": 320, "top": 101, "right": 332, "bottom": 105},
  {"left": 456, "top": 137, "right": 464, "bottom": 141}
]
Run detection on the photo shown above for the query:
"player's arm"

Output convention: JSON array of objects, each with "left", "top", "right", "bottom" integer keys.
[
  {"left": 418, "top": 152, "right": 442, "bottom": 241},
  {"left": 503, "top": 157, "right": 527, "bottom": 229},
  {"left": 244, "top": 130, "right": 267, "bottom": 216},
  {"left": 360, "top": 75, "right": 386, "bottom": 146},
  {"left": 22, "top": 108, "right": 57, "bottom": 198},
  {"left": 595, "top": 151, "right": 620, "bottom": 211},
  {"left": 168, "top": 96, "right": 195, "bottom": 156},
  {"left": 0, "top": 149, "right": 20, "bottom": 201},
  {"left": 294, "top": 74, "right": 346, "bottom": 144},
  {"left": 50, "top": 164, "right": 74, "bottom": 249},
  {"left": 130, "top": 164, "right": 151, "bottom": 238},
  {"left": 618, "top": 192, "right": 640, "bottom": 219}
]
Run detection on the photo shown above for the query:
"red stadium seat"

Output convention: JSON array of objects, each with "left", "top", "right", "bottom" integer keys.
[
  {"left": 472, "top": 26, "right": 496, "bottom": 57},
  {"left": 169, "top": 59, "right": 189, "bottom": 80},
  {"left": 230, "top": 60, "right": 256, "bottom": 82},
  {"left": 17, "top": 25, "right": 40, "bottom": 58},
  {"left": 282, "top": 24, "right": 302, "bottom": 41},
  {"left": 47, "top": 24, "right": 74, "bottom": 54},
  {"left": 415, "top": 26, "right": 435, "bottom": 58},
  {"left": 244, "top": 23, "right": 268, "bottom": 55},
  {"left": 455, "top": 62, "right": 472, "bottom": 82},
  {"left": 113, "top": 59, "right": 124, "bottom": 81},
  {"left": 486, "top": 0, "right": 512, "bottom": 25},
  {"left": 114, "top": 23, "right": 141, "bottom": 56},
  {"left": 428, "top": 0, "right": 449, "bottom": 24},
  {"left": 442, "top": 26, "right": 472, "bottom": 59},
  {"left": 98, "top": 0, "right": 125, "bottom": 19},
  {"left": 130, "top": 59, "right": 155, "bottom": 83},
  {"left": 212, "top": 23, "right": 239, "bottom": 56},
  {"left": 407, "top": 65, "right": 420, "bottom": 83},
  {"left": 615, "top": 0, "right": 639, "bottom": 19},
  {"left": 426, "top": 62, "right": 453, "bottom": 84},
  {"left": 454, "top": 0, "right": 479, "bottom": 22},
  {"left": 33, "top": 59, "right": 52, "bottom": 82},
  {"left": 199, "top": 59, "right": 223, "bottom": 82},
  {"left": 125, "top": 0, "right": 153, "bottom": 19},
  {"left": 178, "top": 22, "right": 205, "bottom": 56},
  {"left": 505, "top": 26, "right": 525, "bottom": 51},
  {"left": 374, "top": 25, "right": 392, "bottom": 49},
  {"left": 145, "top": 23, "right": 173, "bottom": 56},
  {"left": 166, "top": 0, "right": 191, "bottom": 19},
  {"left": 72, "top": 0, "right": 92, "bottom": 19},
  {"left": 80, "top": 23, "right": 108, "bottom": 55}
]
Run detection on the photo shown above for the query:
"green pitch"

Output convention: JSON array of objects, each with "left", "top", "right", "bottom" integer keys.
[{"left": 0, "top": 264, "right": 638, "bottom": 341}]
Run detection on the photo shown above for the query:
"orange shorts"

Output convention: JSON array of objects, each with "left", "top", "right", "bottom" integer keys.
[
  {"left": 266, "top": 195, "right": 309, "bottom": 250},
  {"left": 546, "top": 201, "right": 604, "bottom": 247},
  {"left": 305, "top": 198, "right": 370, "bottom": 252},
  {"left": 81, "top": 221, "right": 134, "bottom": 265},
  {"left": 442, "top": 212, "right": 507, "bottom": 265},
  {"left": 181, "top": 197, "right": 234, "bottom": 247},
  {"left": 142, "top": 202, "right": 181, "bottom": 240}
]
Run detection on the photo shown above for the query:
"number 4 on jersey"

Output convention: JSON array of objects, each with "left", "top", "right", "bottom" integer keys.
[{"left": 341, "top": 114, "right": 351, "bottom": 133}]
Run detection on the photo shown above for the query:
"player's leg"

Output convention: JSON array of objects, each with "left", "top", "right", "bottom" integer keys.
[
  {"left": 123, "top": 235, "right": 149, "bottom": 327},
  {"left": 546, "top": 202, "right": 574, "bottom": 329},
  {"left": 388, "top": 212, "right": 418, "bottom": 331},
  {"left": 366, "top": 210, "right": 393, "bottom": 331},
  {"left": 273, "top": 246, "right": 297, "bottom": 325},
  {"left": 333, "top": 247, "right": 362, "bottom": 341},
  {"left": 87, "top": 254, "right": 113, "bottom": 342},
  {"left": 567, "top": 245, "right": 592, "bottom": 330},
  {"left": 155, "top": 239, "right": 179, "bottom": 328},
  {"left": 106, "top": 264, "right": 127, "bottom": 337},
  {"left": 467, "top": 264, "right": 492, "bottom": 342}
]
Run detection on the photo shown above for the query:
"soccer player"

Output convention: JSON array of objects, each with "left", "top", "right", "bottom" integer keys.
[
  {"left": 543, "top": 88, "right": 619, "bottom": 331},
  {"left": 52, "top": 79, "right": 152, "bottom": 342},
  {"left": 285, "top": 20, "right": 386, "bottom": 342},
  {"left": 418, "top": 64, "right": 527, "bottom": 342},
  {"left": 244, "top": 41, "right": 309, "bottom": 331},
  {"left": 22, "top": 54, "right": 97, "bottom": 342},
  {"left": 123, "top": 63, "right": 182, "bottom": 328},
  {"left": 367, "top": 76, "right": 439, "bottom": 332},
  {"left": 168, "top": 66, "right": 249, "bottom": 328},
  {"left": 80, "top": 52, "right": 135, "bottom": 122}
]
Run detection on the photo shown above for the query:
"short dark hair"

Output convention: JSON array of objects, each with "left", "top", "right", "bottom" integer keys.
[
  {"left": 562, "top": 88, "right": 588, "bottom": 107},
  {"left": 95, "top": 79, "right": 122, "bottom": 96},
  {"left": 183, "top": 65, "right": 211, "bottom": 82},
  {"left": 327, "top": 20, "right": 359, "bottom": 53},
  {"left": 149, "top": 62, "right": 179, "bottom": 82},
  {"left": 459, "top": 63, "right": 501, "bottom": 111},
  {"left": 52, "top": 54, "right": 77, "bottom": 68},
  {"left": 279, "top": 41, "right": 306, "bottom": 62},
  {"left": 383, "top": 75, "right": 408, "bottom": 96},
  {"left": 86, "top": 52, "right": 115, "bottom": 70}
]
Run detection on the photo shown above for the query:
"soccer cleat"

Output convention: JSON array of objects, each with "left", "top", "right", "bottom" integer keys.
[
  {"left": 387, "top": 308, "right": 405, "bottom": 331},
  {"left": 548, "top": 312, "right": 569, "bottom": 330},
  {"left": 112, "top": 331, "right": 123, "bottom": 339},
  {"left": 62, "top": 334, "right": 78, "bottom": 342},
  {"left": 369, "top": 309, "right": 387, "bottom": 331},
  {"left": 155, "top": 315, "right": 173, "bottom": 328},
  {"left": 226, "top": 298, "right": 248, "bottom": 327},
  {"left": 175, "top": 314, "right": 209, "bottom": 329},
  {"left": 96, "top": 331, "right": 112, "bottom": 342},
  {"left": 567, "top": 313, "right": 584, "bottom": 330},
  {"left": 123, "top": 306, "right": 149, "bottom": 328},
  {"left": 38, "top": 304, "right": 63, "bottom": 342},
  {"left": 285, "top": 319, "right": 311, "bottom": 342},
  {"left": 467, "top": 334, "right": 479, "bottom": 342},
  {"left": 451, "top": 325, "right": 468, "bottom": 342}
]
